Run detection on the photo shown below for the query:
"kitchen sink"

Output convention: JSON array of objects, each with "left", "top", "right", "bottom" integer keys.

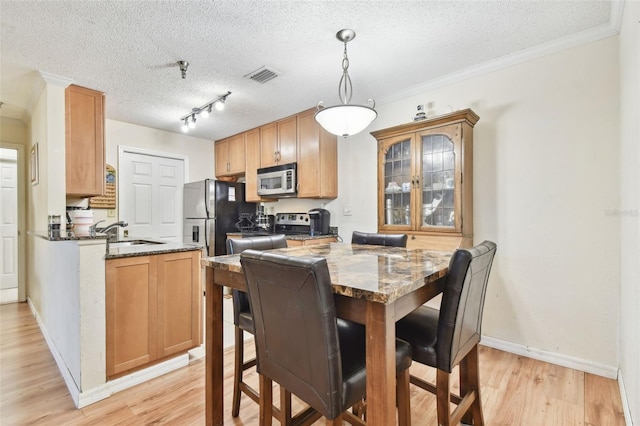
[{"left": 109, "top": 239, "right": 166, "bottom": 248}]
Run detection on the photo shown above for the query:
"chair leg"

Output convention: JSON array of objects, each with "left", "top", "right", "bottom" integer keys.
[
  {"left": 259, "top": 374, "right": 273, "bottom": 426},
  {"left": 232, "top": 326, "right": 244, "bottom": 417},
  {"left": 325, "top": 415, "right": 342, "bottom": 425},
  {"left": 436, "top": 369, "right": 452, "bottom": 426},
  {"left": 278, "top": 387, "right": 292, "bottom": 425},
  {"left": 397, "top": 368, "right": 411, "bottom": 426},
  {"left": 459, "top": 344, "right": 484, "bottom": 426}
]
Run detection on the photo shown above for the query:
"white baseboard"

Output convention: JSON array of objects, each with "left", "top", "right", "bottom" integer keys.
[
  {"left": 618, "top": 371, "right": 634, "bottom": 426},
  {"left": 27, "top": 297, "right": 193, "bottom": 408},
  {"left": 481, "top": 335, "right": 618, "bottom": 379}
]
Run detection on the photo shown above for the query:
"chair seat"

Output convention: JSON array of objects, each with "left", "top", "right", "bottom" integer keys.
[{"left": 395, "top": 305, "right": 439, "bottom": 368}]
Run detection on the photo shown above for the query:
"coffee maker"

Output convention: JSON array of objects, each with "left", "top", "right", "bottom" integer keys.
[{"left": 308, "top": 208, "right": 330, "bottom": 236}]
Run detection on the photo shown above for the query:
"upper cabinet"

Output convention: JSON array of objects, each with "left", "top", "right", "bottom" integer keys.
[
  {"left": 296, "top": 109, "right": 337, "bottom": 199},
  {"left": 217, "top": 108, "right": 338, "bottom": 200},
  {"left": 260, "top": 115, "right": 297, "bottom": 167},
  {"left": 215, "top": 133, "right": 245, "bottom": 177},
  {"left": 65, "top": 85, "right": 105, "bottom": 197},
  {"left": 371, "top": 109, "right": 479, "bottom": 250}
]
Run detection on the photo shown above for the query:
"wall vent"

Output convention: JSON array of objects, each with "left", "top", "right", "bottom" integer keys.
[{"left": 244, "top": 66, "right": 280, "bottom": 84}]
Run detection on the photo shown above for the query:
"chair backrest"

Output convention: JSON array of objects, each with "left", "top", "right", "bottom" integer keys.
[
  {"left": 226, "top": 234, "right": 288, "bottom": 255},
  {"left": 351, "top": 231, "right": 408, "bottom": 247},
  {"left": 240, "top": 250, "right": 343, "bottom": 419},
  {"left": 437, "top": 240, "right": 497, "bottom": 372},
  {"left": 227, "top": 235, "right": 288, "bottom": 325}
]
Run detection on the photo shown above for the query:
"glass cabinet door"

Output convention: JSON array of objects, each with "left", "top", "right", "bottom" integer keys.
[
  {"left": 418, "top": 124, "right": 461, "bottom": 232},
  {"left": 381, "top": 137, "right": 413, "bottom": 227}
]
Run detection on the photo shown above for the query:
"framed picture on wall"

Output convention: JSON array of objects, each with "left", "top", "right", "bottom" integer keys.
[{"left": 30, "top": 143, "right": 39, "bottom": 185}]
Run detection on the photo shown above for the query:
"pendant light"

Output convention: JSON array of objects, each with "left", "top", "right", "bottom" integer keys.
[{"left": 315, "top": 29, "right": 377, "bottom": 138}]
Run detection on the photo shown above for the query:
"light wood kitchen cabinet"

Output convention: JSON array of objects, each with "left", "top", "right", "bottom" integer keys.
[
  {"left": 65, "top": 84, "right": 105, "bottom": 197},
  {"left": 296, "top": 109, "right": 338, "bottom": 198},
  {"left": 371, "top": 109, "right": 479, "bottom": 250},
  {"left": 285, "top": 236, "right": 337, "bottom": 246},
  {"left": 106, "top": 250, "right": 201, "bottom": 378},
  {"left": 244, "top": 128, "right": 275, "bottom": 203},
  {"left": 260, "top": 115, "right": 297, "bottom": 167},
  {"left": 215, "top": 133, "right": 246, "bottom": 177}
]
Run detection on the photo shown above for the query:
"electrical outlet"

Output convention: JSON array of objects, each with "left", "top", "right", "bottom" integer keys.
[
  {"left": 107, "top": 209, "right": 115, "bottom": 218},
  {"left": 343, "top": 206, "right": 352, "bottom": 216}
]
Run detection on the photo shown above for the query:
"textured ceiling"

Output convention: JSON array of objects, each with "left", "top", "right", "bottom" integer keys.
[{"left": 0, "top": 1, "right": 617, "bottom": 140}]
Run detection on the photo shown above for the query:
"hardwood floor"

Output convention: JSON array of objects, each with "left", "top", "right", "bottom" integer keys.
[{"left": 0, "top": 302, "right": 626, "bottom": 425}]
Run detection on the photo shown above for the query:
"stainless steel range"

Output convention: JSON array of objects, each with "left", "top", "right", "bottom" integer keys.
[{"left": 274, "top": 212, "right": 311, "bottom": 235}]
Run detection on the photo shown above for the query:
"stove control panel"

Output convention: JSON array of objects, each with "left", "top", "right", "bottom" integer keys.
[{"left": 275, "top": 213, "right": 310, "bottom": 226}]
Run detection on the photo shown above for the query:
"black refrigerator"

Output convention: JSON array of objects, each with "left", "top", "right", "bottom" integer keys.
[{"left": 183, "top": 180, "right": 256, "bottom": 256}]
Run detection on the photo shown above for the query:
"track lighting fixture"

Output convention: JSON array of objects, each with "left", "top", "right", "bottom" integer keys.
[{"left": 179, "top": 91, "right": 231, "bottom": 132}]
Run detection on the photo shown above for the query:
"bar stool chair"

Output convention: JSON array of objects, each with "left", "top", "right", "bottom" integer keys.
[
  {"left": 226, "top": 235, "right": 291, "bottom": 422},
  {"left": 395, "top": 240, "right": 497, "bottom": 426},
  {"left": 240, "top": 250, "right": 413, "bottom": 426},
  {"left": 351, "top": 231, "right": 408, "bottom": 247}
]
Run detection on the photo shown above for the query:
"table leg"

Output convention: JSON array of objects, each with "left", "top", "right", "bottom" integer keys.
[
  {"left": 366, "top": 301, "right": 396, "bottom": 425},
  {"left": 206, "top": 267, "right": 224, "bottom": 425}
]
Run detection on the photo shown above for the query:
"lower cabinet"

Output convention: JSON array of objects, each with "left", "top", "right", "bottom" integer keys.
[
  {"left": 106, "top": 250, "right": 202, "bottom": 378},
  {"left": 285, "top": 236, "right": 337, "bottom": 246}
]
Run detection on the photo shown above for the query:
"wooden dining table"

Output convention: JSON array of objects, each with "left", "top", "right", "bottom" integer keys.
[{"left": 201, "top": 242, "right": 453, "bottom": 425}]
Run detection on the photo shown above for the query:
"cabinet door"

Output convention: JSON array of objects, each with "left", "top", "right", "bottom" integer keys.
[
  {"left": 297, "top": 109, "right": 338, "bottom": 198},
  {"left": 65, "top": 85, "right": 105, "bottom": 197},
  {"left": 106, "top": 255, "right": 158, "bottom": 378},
  {"left": 260, "top": 122, "right": 278, "bottom": 167},
  {"left": 277, "top": 116, "right": 297, "bottom": 165},
  {"left": 215, "top": 139, "right": 230, "bottom": 176},
  {"left": 227, "top": 133, "right": 246, "bottom": 175},
  {"left": 157, "top": 251, "right": 202, "bottom": 358},
  {"left": 417, "top": 124, "right": 462, "bottom": 233},
  {"left": 378, "top": 135, "right": 416, "bottom": 230},
  {"left": 215, "top": 135, "right": 245, "bottom": 176}
]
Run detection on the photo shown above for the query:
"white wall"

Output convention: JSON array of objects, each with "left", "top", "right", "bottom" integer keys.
[
  {"left": 88, "top": 119, "right": 214, "bottom": 224},
  {"left": 330, "top": 37, "right": 621, "bottom": 370},
  {"left": 618, "top": 1, "right": 639, "bottom": 423}
]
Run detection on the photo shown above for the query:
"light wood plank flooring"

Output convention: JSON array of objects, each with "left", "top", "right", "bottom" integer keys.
[{"left": 0, "top": 302, "right": 625, "bottom": 425}]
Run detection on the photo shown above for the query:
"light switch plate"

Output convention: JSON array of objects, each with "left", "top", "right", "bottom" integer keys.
[
  {"left": 107, "top": 209, "right": 115, "bottom": 218},
  {"left": 343, "top": 206, "right": 352, "bottom": 216}
]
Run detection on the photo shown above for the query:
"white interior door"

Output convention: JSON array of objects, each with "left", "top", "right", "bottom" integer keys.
[
  {"left": 119, "top": 149, "right": 185, "bottom": 241},
  {"left": 0, "top": 151, "right": 18, "bottom": 291}
]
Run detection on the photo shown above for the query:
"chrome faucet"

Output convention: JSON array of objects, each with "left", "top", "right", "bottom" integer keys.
[
  {"left": 89, "top": 220, "right": 105, "bottom": 238},
  {"left": 100, "top": 221, "right": 129, "bottom": 236}
]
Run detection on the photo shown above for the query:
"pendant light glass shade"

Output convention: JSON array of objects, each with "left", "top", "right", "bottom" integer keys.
[
  {"left": 315, "top": 29, "right": 377, "bottom": 138},
  {"left": 314, "top": 104, "right": 377, "bottom": 137}
]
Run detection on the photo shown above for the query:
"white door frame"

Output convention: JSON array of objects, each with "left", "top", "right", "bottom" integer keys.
[
  {"left": 117, "top": 145, "right": 189, "bottom": 236},
  {"left": 0, "top": 142, "right": 26, "bottom": 302}
]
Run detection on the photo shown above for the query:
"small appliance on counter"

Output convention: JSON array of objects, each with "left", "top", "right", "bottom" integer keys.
[
  {"left": 253, "top": 204, "right": 275, "bottom": 234},
  {"left": 308, "top": 208, "right": 330, "bottom": 236}
]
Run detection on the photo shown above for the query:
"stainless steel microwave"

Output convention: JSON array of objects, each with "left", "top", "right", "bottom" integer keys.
[{"left": 257, "top": 162, "right": 297, "bottom": 197}]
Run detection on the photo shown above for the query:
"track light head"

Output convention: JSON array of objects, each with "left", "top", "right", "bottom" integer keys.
[{"left": 188, "top": 114, "right": 196, "bottom": 129}]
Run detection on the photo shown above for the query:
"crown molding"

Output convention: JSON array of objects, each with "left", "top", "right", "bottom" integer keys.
[{"left": 25, "top": 71, "right": 74, "bottom": 118}]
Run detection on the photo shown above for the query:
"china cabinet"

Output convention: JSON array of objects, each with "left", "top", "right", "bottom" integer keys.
[
  {"left": 371, "top": 109, "right": 479, "bottom": 250},
  {"left": 65, "top": 84, "right": 105, "bottom": 197}
]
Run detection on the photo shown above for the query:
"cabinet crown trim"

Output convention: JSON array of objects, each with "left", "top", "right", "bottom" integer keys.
[{"left": 370, "top": 108, "right": 479, "bottom": 139}]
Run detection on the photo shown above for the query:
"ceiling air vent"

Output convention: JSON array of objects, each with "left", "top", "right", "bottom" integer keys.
[{"left": 244, "top": 66, "right": 280, "bottom": 84}]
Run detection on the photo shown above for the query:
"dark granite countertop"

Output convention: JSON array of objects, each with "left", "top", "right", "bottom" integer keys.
[
  {"left": 226, "top": 232, "right": 337, "bottom": 241},
  {"left": 203, "top": 242, "right": 453, "bottom": 304}
]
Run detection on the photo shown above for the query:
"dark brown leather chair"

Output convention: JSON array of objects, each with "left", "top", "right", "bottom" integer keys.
[
  {"left": 240, "top": 250, "right": 413, "bottom": 426},
  {"left": 226, "top": 235, "right": 289, "bottom": 420},
  {"left": 351, "top": 231, "right": 408, "bottom": 247},
  {"left": 395, "top": 240, "right": 497, "bottom": 426}
]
